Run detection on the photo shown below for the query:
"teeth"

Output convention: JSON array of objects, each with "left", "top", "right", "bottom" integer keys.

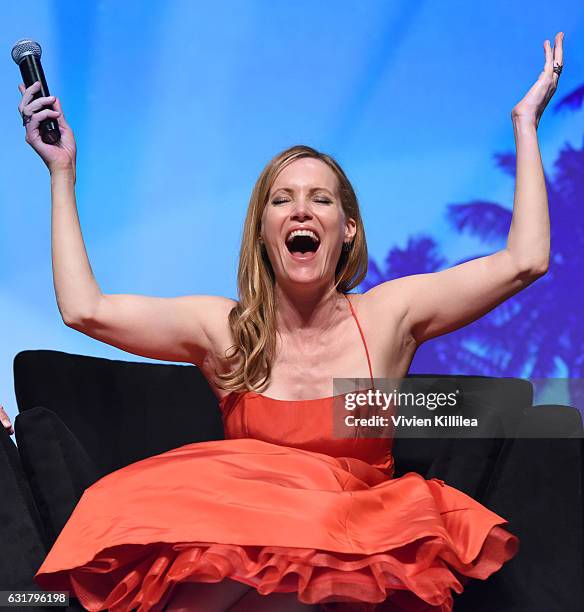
[{"left": 286, "top": 229, "right": 319, "bottom": 243}]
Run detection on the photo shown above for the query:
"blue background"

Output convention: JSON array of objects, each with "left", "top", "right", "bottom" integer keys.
[{"left": 2, "top": 1, "right": 583, "bottom": 428}]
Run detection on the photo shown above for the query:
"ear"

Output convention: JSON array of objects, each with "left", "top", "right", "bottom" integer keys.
[{"left": 344, "top": 217, "right": 357, "bottom": 242}]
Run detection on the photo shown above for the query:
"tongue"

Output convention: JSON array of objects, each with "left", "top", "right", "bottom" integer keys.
[{"left": 289, "top": 250, "right": 317, "bottom": 261}]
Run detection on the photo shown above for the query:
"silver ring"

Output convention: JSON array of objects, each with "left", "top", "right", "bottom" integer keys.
[
  {"left": 553, "top": 63, "right": 563, "bottom": 76},
  {"left": 21, "top": 110, "right": 32, "bottom": 126}
]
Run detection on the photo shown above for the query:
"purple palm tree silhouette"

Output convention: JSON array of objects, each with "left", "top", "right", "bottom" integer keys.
[{"left": 361, "top": 86, "right": 584, "bottom": 408}]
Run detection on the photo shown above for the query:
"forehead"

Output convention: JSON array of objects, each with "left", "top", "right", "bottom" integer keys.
[{"left": 270, "top": 158, "right": 339, "bottom": 194}]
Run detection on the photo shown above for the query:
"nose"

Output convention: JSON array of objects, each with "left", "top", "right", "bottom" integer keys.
[{"left": 290, "top": 196, "right": 313, "bottom": 222}]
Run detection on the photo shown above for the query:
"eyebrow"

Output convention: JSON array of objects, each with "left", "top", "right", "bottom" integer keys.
[{"left": 271, "top": 186, "right": 335, "bottom": 196}]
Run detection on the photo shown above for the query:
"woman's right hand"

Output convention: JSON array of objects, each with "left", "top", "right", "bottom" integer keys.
[{"left": 18, "top": 80, "right": 77, "bottom": 175}]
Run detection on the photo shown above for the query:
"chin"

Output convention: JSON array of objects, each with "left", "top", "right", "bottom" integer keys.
[
  {"left": 272, "top": 247, "right": 334, "bottom": 288},
  {"left": 282, "top": 268, "right": 329, "bottom": 290}
]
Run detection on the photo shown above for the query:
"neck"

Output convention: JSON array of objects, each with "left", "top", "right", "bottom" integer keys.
[{"left": 274, "top": 282, "right": 346, "bottom": 334}]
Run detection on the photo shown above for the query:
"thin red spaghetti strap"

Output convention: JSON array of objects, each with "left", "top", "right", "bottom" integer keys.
[{"left": 343, "top": 294, "right": 375, "bottom": 390}]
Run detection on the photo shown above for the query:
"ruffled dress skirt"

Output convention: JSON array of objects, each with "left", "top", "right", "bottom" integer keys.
[{"left": 33, "top": 436, "right": 519, "bottom": 611}]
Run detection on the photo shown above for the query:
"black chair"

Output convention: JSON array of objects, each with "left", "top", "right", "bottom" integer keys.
[{"left": 4, "top": 349, "right": 584, "bottom": 611}]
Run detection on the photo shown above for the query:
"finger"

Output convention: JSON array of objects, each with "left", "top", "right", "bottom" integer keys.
[
  {"left": 18, "top": 82, "right": 33, "bottom": 96},
  {"left": 17, "top": 84, "right": 26, "bottom": 112},
  {"left": 0, "top": 407, "right": 13, "bottom": 432},
  {"left": 543, "top": 39, "right": 553, "bottom": 76},
  {"left": 18, "top": 81, "right": 42, "bottom": 114},
  {"left": 22, "top": 80, "right": 42, "bottom": 106},
  {"left": 30, "top": 108, "right": 61, "bottom": 123},
  {"left": 21, "top": 95, "right": 56, "bottom": 115},
  {"left": 25, "top": 108, "right": 61, "bottom": 133},
  {"left": 553, "top": 31, "right": 564, "bottom": 67},
  {"left": 20, "top": 93, "right": 60, "bottom": 118},
  {"left": 52, "top": 96, "right": 65, "bottom": 117},
  {"left": 551, "top": 31, "right": 564, "bottom": 86},
  {"left": 51, "top": 97, "right": 69, "bottom": 130}
]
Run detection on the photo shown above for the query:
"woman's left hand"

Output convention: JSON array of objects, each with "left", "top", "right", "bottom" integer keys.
[{"left": 511, "top": 31, "right": 564, "bottom": 128}]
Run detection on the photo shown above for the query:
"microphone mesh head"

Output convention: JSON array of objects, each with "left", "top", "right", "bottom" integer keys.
[{"left": 11, "top": 38, "right": 42, "bottom": 64}]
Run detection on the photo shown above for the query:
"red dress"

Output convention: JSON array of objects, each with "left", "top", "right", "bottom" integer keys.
[{"left": 34, "top": 294, "right": 519, "bottom": 611}]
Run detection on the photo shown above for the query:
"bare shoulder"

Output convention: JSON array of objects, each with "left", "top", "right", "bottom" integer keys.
[
  {"left": 186, "top": 296, "right": 239, "bottom": 392},
  {"left": 351, "top": 278, "right": 411, "bottom": 323},
  {"left": 344, "top": 283, "right": 417, "bottom": 375},
  {"left": 174, "top": 294, "right": 238, "bottom": 364},
  {"left": 184, "top": 294, "right": 238, "bottom": 337},
  {"left": 344, "top": 281, "right": 414, "bottom": 348}
]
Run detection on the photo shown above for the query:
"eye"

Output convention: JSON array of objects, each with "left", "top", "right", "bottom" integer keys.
[{"left": 271, "top": 196, "right": 332, "bottom": 205}]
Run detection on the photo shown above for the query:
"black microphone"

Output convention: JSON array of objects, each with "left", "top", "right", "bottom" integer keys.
[{"left": 11, "top": 38, "right": 61, "bottom": 144}]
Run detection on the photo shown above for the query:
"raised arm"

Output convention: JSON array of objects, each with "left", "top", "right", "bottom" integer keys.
[
  {"left": 19, "top": 82, "right": 233, "bottom": 367},
  {"left": 365, "top": 32, "right": 563, "bottom": 345},
  {"left": 49, "top": 168, "right": 236, "bottom": 365}
]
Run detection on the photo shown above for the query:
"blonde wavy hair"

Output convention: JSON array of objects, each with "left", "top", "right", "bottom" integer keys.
[{"left": 215, "top": 144, "right": 368, "bottom": 393}]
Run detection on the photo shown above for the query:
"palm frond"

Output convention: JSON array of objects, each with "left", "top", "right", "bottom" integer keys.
[
  {"left": 493, "top": 152, "right": 516, "bottom": 178},
  {"left": 446, "top": 202, "right": 511, "bottom": 242},
  {"left": 554, "top": 83, "right": 584, "bottom": 113}
]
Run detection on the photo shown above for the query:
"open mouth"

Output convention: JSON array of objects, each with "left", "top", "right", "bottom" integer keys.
[{"left": 285, "top": 229, "right": 320, "bottom": 261}]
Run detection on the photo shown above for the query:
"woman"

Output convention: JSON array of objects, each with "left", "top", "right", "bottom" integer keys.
[{"left": 19, "top": 33, "right": 563, "bottom": 612}]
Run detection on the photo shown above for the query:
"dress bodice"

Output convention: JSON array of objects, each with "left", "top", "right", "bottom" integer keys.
[
  {"left": 218, "top": 294, "right": 395, "bottom": 478},
  {"left": 219, "top": 391, "right": 395, "bottom": 477}
]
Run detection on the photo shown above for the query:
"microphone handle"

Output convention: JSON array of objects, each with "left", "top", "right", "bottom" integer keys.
[{"left": 19, "top": 55, "right": 61, "bottom": 144}]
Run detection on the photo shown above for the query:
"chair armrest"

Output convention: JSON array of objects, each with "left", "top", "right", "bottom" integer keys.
[
  {"left": 519, "top": 404, "right": 584, "bottom": 437},
  {"left": 0, "top": 426, "right": 48, "bottom": 589},
  {"left": 456, "top": 433, "right": 584, "bottom": 610},
  {"left": 15, "top": 407, "right": 101, "bottom": 548}
]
